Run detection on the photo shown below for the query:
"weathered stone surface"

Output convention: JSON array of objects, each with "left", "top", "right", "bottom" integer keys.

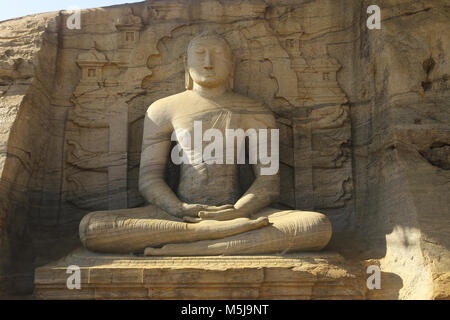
[
  {"left": 0, "top": 12, "right": 62, "bottom": 296},
  {"left": 349, "top": 0, "right": 450, "bottom": 300},
  {"left": 34, "top": 248, "right": 366, "bottom": 300},
  {"left": 0, "top": 0, "right": 448, "bottom": 299}
]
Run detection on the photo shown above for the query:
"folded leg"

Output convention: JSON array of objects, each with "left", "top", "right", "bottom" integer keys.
[
  {"left": 144, "top": 208, "right": 332, "bottom": 256},
  {"left": 79, "top": 205, "right": 269, "bottom": 253}
]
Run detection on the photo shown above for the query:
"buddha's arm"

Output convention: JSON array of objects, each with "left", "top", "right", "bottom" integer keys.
[
  {"left": 139, "top": 102, "right": 234, "bottom": 219},
  {"left": 234, "top": 164, "right": 280, "bottom": 215},
  {"left": 138, "top": 103, "right": 185, "bottom": 216},
  {"left": 234, "top": 108, "right": 280, "bottom": 215}
]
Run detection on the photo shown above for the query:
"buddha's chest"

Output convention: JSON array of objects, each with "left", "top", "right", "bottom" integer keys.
[{"left": 172, "top": 107, "right": 244, "bottom": 139}]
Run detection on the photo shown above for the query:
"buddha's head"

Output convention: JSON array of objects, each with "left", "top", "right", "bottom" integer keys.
[{"left": 185, "top": 32, "right": 234, "bottom": 91}]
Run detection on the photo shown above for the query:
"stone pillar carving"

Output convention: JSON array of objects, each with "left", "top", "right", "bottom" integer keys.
[
  {"left": 76, "top": 47, "right": 107, "bottom": 86},
  {"left": 64, "top": 8, "right": 150, "bottom": 212},
  {"left": 113, "top": 8, "right": 144, "bottom": 67},
  {"left": 66, "top": 47, "right": 129, "bottom": 210},
  {"left": 290, "top": 50, "right": 353, "bottom": 230}
]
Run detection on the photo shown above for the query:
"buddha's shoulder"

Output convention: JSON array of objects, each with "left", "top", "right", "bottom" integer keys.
[
  {"left": 146, "top": 91, "right": 190, "bottom": 119},
  {"left": 148, "top": 91, "right": 189, "bottom": 110}
]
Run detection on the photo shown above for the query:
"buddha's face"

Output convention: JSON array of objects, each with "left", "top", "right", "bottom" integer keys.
[{"left": 187, "top": 36, "right": 232, "bottom": 88}]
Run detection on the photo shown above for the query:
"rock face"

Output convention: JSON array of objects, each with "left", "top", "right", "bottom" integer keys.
[{"left": 0, "top": 0, "right": 449, "bottom": 299}]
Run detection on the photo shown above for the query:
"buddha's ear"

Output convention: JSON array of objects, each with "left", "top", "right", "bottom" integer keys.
[
  {"left": 185, "top": 71, "right": 193, "bottom": 90},
  {"left": 184, "top": 54, "right": 193, "bottom": 90}
]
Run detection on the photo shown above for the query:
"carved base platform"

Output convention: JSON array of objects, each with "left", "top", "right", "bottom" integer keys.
[{"left": 34, "top": 248, "right": 366, "bottom": 300}]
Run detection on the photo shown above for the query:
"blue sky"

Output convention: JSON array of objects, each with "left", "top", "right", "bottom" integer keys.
[{"left": 1, "top": 0, "right": 143, "bottom": 22}]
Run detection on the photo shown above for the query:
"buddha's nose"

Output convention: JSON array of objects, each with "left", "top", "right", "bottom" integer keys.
[{"left": 204, "top": 50, "right": 213, "bottom": 70}]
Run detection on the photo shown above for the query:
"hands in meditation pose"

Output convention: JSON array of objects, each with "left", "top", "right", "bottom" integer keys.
[{"left": 79, "top": 32, "right": 332, "bottom": 255}]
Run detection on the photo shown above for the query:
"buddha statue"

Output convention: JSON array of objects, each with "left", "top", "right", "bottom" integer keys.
[{"left": 79, "top": 32, "right": 332, "bottom": 256}]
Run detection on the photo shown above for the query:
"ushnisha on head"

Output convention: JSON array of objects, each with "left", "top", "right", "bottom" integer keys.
[{"left": 185, "top": 32, "right": 234, "bottom": 91}]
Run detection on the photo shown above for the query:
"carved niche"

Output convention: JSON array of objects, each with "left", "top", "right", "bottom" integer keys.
[
  {"left": 63, "top": 1, "right": 354, "bottom": 232},
  {"left": 64, "top": 9, "right": 148, "bottom": 212}
]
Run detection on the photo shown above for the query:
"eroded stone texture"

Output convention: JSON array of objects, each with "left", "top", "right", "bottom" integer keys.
[
  {"left": 0, "top": 12, "right": 61, "bottom": 296},
  {"left": 350, "top": 0, "right": 450, "bottom": 300},
  {"left": 34, "top": 248, "right": 366, "bottom": 300},
  {"left": 0, "top": 0, "right": 448, "bottom": 299}
]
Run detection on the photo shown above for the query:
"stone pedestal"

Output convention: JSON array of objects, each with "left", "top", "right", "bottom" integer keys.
[{"left": 34, "top": 248, "right": 366, "bottom": 299}]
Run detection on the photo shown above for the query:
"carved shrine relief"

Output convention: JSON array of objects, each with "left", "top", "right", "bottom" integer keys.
[
  {"left": 63, "top": 3, "right": 354, "bottom": 231},
  {"left": 290, "top": 50, "right": 353, "bottom": 229},
  {"left": 64, "top": 9, "right": 147, "bottom": 212}
]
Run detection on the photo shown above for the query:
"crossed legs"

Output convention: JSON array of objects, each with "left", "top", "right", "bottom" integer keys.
[
  {"left": 79, "top": 205, "right": 269, "bottom": 253},
  {"left": 79, "top": 206, "right": 331, "bottom": 255},
  {"left": 144, "top": 208, "right": 332, "bottom": 256}
]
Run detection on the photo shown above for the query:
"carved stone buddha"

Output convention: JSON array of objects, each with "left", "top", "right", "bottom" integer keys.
[{"left": 78, "top": 32, "right": 332, "bottom": 256}]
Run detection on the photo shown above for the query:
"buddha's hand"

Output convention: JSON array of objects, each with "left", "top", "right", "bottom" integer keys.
[
  {"left": 183, "top": 206, "right": 249, "bottom": 222},
  {"left": 175, "top": 203, "right": 234, "bottom": 219}
]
